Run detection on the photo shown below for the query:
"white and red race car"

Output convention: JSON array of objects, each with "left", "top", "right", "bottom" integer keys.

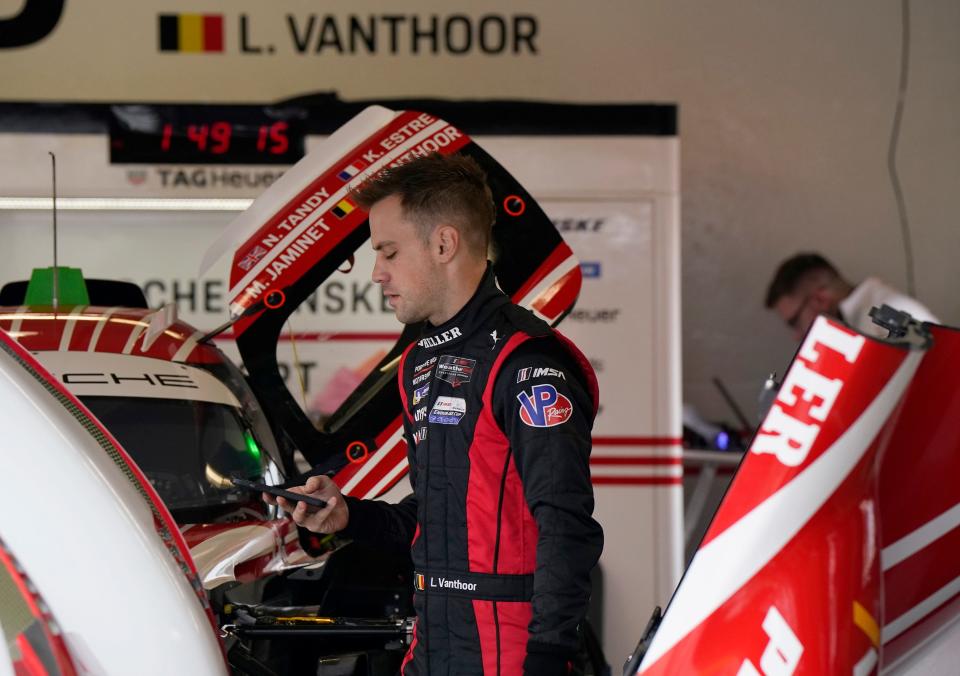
[
  {"left": 630, "top": 309, "right": 960, "bottom": 675},
  {"left": 0, "top": 320, "right": 227, "bottom": 675}
]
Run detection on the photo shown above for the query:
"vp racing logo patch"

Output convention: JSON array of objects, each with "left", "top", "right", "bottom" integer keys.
[{"left": 517, "top": 384, "right": 573, "bottom": 428}]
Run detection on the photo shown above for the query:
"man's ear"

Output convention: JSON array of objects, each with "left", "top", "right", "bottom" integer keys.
[{"left": 434, "top": 225, "right": 459, "bottom": 263}]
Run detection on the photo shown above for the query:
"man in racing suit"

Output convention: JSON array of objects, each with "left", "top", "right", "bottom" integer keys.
[{"left": 278, "top": 153, "right": 603, "bottom": 675}]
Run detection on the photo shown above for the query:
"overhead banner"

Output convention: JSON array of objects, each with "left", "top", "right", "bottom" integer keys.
[{"left": 0, "top": 0, "right": 638, "bottom": 102}]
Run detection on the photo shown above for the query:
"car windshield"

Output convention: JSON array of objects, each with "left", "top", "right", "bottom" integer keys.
[{"left": 81, "top": 396, "right": 270, "bottom": 521}]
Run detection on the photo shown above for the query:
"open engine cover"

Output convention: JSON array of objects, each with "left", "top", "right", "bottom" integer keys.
[{"left": 203, "top": 106, "right": 583, "bottom": 495}]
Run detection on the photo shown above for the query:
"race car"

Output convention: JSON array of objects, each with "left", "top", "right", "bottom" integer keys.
[
  {"left": 0, "top": 320, "right": 227, "bottom": 675},
  {"left": 0, "top": 273, "right": 315, "bottom": 582},
  {"left": 627, "top": 307, "right": 960, "bottom": 675},
  {"left": 0, "top": 270, "right": 419, "bottom": 674}
]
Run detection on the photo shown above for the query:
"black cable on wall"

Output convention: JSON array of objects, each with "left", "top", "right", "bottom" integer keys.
[{"left": 888, "top": 0, "right": 915, "bottom": 296}]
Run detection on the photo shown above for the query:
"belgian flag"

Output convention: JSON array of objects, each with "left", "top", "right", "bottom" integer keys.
[
  {"left": 331, "top": 198, "right": 357, "bottom": 219},
  {"left": 159, "top": 14, "right": 224, "bottom": 53}
]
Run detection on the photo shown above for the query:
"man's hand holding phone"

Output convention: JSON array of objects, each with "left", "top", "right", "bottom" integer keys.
[{"left": 263, "top": 475, "right": 349, "bottom": 534}]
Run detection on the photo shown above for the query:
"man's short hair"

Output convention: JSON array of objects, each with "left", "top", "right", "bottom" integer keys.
[
  {"left": 351, "top": 153, "right": 496, "bottom": 257},
  {"left": 764, "top": 253, "right": 840, "bottom": 308}
]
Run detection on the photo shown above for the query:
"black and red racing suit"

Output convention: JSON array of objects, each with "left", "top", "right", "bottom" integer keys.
[{"left": 343, "top": 268, "right": 603, "bottom": 675}]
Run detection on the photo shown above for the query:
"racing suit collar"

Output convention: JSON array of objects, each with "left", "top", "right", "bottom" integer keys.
[{"left": 416, "top": 264, "right": 509, "bottom": 351}]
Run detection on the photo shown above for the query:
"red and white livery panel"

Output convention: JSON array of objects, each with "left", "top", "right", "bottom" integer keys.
[
  {"left": 637, "top": 316, "right": 960, "bottom": 675},
  {"left": 0, "top": 328, "right": 227, "bottom": 674}
]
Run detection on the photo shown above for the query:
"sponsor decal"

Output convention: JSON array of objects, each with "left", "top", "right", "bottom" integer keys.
[
  {"left": 552, "top": 217, "right": 605, "bottom": 233},
  {"left": 436, "top": 355, "right": 476, "bottom": 387},
  {"left": 156, "top": 167, "right": 283, "bottom": 189},
  {"left": 413, "top": 383, "right": 430, "bottom": 406},
  {"left": 331, "top": 198, "right": 357, "bottom": 219},
  {"left": 517, "top": 366, "right": 565, "bottom": 383},
  {"left": 418, "top": 327, "right": 462, "bottom": 349},
  {"left": 415, "top": 406, "right": 428, "bottom": 422},
  {"left": 580, "top": 261, "right": 602, "bottom": 279},
  {"left": 414, "top": 356, "right": 437, "bottom": 375},
  {"left": 517, "top": 383, "right": 574, "bottom": 428},
  {"left": 413, "top": 427, "right": 428, "bottom": 444},
  {"left": 752, "top": 320, "right": 864, "bottom": 467},
  {"left": 337, "top": 159, "right": 368, "bottom": 181},
  {"left": 126, "top": 170, "right": 148, "bottom": 186},
  {"left": 489, "top": 329, "right": 501, "bottom": 348},
  {"left": 568, "top": 308, "right": 619, "bottom": 323},
  {"left": 428, "top": 396, "right": 466, "bottom": 425},
  {"left": 158, "top": 14, "right": 224, "bottom": 53},
  {"left": 415, "top": 573, "right": 425, "bottom": 591},
  {"left": 739, "top": 606, "right": 803, "bottom": 674},
  {"left": 63, "top": 372, "right": 198, "bottom": 389},
  {"left": 412, "top": 371, "right": 432, "bottom": 385}
]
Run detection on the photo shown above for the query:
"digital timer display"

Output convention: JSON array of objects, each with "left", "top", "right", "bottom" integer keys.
[{"left": 109, "top": 108, "right": 305, "bottom": 165}]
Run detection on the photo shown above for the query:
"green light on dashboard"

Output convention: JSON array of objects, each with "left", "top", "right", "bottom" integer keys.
[{"left": 243, "top": 430, "right": 262, "bottom": 460}]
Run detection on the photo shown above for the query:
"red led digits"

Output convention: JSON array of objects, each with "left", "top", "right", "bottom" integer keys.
[
  {"left": 157, "top": 120, "right": 289, "bottom": 158},
  {"left": 257, "top": 121, "right": 289, "bottom": 155},
  {"left": 210, "top": 122, "right": 231, "bottom": 154},
  {"left": 160, "top": 123, "right": 173, "bottom": 151},
  {"left": 186, "top": 124, "right": 209, "bottom": 151}
]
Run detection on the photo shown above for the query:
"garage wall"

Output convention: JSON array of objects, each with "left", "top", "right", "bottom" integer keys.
[{"left": 1, "top": 0, "right": 958, "bottom": 425}]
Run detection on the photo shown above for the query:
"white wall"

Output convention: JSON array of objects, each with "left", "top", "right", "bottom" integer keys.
[{"left": 634, "top": 1, "right": 960, "bottom": 421}]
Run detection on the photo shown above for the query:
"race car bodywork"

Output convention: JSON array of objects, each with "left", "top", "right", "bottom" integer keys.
[
  {"left": 0, "top": 301, "right": 316, "bottom": 591},
  {"left": 0, "top": 325, "right": 227, "bottom": 674},
  {"left": 633, "top": 314, "right": 960, "bottom": 675}
]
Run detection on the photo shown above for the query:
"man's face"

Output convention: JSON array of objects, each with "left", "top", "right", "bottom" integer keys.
[
  {"left": 773, "top": 288, "right": 837, "bottom": 340},
  {"left": 369, "top": 194, "right": 442, "bottom": 325}
]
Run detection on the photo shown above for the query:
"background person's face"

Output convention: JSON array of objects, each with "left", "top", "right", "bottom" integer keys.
[
  {"left": 369, "top": 194, "right": 442, "bottom": 325},
  {"left": 773, "top": 288, "right": 836, "bottom": 340}
]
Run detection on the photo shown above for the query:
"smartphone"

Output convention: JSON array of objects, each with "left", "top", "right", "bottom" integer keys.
[{"left": 231, "top": 477, "right": 328, "bottom": 510}]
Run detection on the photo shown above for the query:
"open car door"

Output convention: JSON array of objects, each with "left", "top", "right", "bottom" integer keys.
[{"left": 201, "top": 105, "right": 582, "bottom": 496}]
